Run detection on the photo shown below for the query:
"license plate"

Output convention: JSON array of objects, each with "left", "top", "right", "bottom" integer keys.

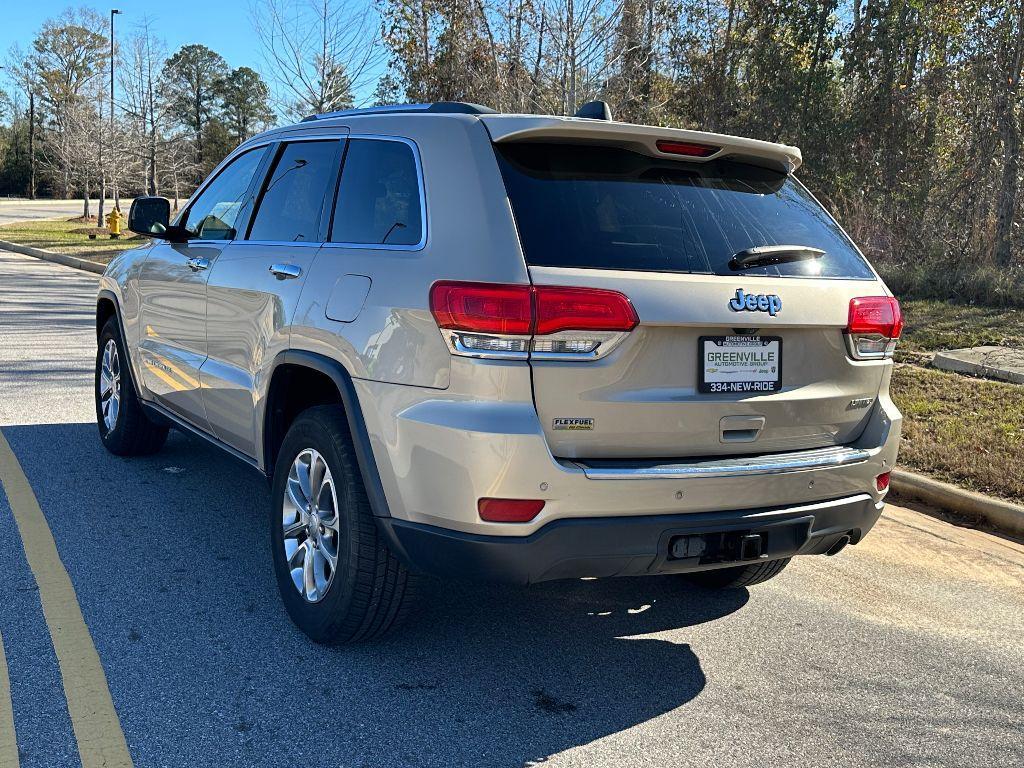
[{"left": 699, "top": 336, "right": 782, "bottom": 394}]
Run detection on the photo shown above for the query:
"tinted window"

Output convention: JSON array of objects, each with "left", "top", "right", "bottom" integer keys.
[
  {"left": 331, "top": 139, "right": 422, "bottom": 246},
  {"left": 495, "top": 143, "right": 873, "bottom": 279},
  {"left": 183, "top": 147, "right": 266, "bottom": 240},
  {"left": 248, "top": 140, "right": 339, "bottom": 242}
]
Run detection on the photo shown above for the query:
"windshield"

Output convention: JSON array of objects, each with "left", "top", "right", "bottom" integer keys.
[{"left": 495, "top": 143, "right": 874, "bottom": 279}]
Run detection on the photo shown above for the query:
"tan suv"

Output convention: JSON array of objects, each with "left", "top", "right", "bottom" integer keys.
[{"left": 95, "top": 101, "right": 902, "bottom": 643}]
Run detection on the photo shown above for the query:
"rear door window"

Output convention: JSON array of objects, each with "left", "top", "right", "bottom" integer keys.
[
  {"left": 330, "top": 139, "right": 423, "bottom": 247},
  {"left": 495, "top": 143, "right": 873, "bottom": 279},
  {"left": 247, "top": 140, "right": 341, "bottom": 243}
]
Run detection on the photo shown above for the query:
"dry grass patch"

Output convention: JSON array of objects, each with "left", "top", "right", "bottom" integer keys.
[
  {"left": 0, "top": 217, "right": 143, "bottom": 264},
  {"left": 899, "top": 299, "right": 1024, "bottom": 355},
  {"left": 891, "top": 364, "right": 1024, "bottom": 503}
]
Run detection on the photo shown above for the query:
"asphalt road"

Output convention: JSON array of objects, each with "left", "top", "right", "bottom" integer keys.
[
  {"left": 0, "top": 199, "right": 120, "bottom": 226},
  {"left": 0, "top": 247, "right": 1022, "bottom": 768}
]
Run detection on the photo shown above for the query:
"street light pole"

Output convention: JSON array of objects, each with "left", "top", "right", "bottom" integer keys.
[{"left": 111, "top": 9, "right": 121, "bottom": 210}]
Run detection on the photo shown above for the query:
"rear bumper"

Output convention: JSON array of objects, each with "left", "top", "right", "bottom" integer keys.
[{"left": 378, "top": 493, "right": 883, "bottom": 584}]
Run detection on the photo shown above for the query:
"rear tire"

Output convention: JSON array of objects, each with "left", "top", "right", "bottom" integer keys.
[
  {"left": 270, "top": 405, "right": 418, "bottom": 644},
  {"left": 685, "top": 558, "right": 791, "bottom": 589},
  {"left": 96, "top": 318, "right": 168, "bottom": 456}
]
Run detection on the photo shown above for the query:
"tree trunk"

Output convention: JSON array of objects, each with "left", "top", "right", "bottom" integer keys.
[{"left": 995, "top": 0, "right": 1024, "bottom": 266}]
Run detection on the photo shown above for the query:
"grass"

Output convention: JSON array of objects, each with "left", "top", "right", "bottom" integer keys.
[
  {"left": 0, "top": 217, "right": 141, "bottom": 264},
  {"left": 899, "top": 299, "right": 1024, "bottom": 355},
  {"left": 890, "top": 364, "right": 1024, "bottom": 504}
]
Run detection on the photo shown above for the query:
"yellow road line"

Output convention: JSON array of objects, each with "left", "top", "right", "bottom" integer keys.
[
  {"left": 0, "top": 430, "right": 132, "bottom": 768},
  {"left": 0, "top": 631, "right": 17, "bottom": 768}
]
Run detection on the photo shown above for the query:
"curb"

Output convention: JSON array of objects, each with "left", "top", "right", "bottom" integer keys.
[
  {"left": 0, "top": 239, "right": 105, "bottom": 275},
  {"left": 890, "top": 469, "right": 1024, "bottom": 538}
]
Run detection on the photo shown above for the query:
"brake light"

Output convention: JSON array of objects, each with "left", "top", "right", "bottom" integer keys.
[
  {"left": 534, "top": 286, "right": 638, "bottom": 335},
  {"left": 846, "top": 296, "right": 903, "bottom": 359},
  {"left": 656, "top": 140, "right": 720, "bottom": 158},
  {"left": 429, "top": 282, "right": 638, "bottom": 360},
  {"left": 875, "top": 472, "right": 891, "bottom": 492},
  {"left": 478, "top": 498, "right": 545, "bottom": 523},
  {"left": 429, "top": 282, "right": 532, "bottom": 335}
]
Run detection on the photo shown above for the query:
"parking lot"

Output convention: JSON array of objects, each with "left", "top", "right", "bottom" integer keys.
[{"left": 0, "top": 248, "right": 1022, "bottom": 768}]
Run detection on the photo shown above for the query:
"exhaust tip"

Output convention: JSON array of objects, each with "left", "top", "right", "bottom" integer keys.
[{"left": 826, "top": 535, "right": 852, "bottom": 557}]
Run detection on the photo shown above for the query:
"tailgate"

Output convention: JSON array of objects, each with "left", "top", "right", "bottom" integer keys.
[{"left": 493, "top": 141, "right": 892, "bottom": 460}]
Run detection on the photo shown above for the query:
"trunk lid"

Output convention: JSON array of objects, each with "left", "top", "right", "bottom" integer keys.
[{"left": 492, "top": 138, "right": 892, "bottom": 460}]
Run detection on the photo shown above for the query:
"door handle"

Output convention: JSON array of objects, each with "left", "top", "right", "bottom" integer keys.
[
  {"left": 269, "top": 263, "right": 302, "bottom": 280},
  {"left": 186, "top": 256, "right": 210, "bottom": 272}
]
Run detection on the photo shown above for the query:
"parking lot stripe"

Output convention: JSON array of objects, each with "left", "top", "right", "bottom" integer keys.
[
  {"left": 0, "top": 431, "right": 133, "bottom": 768},
  {"left": 0, "top": 631, "right": 17, "bottom": 768}
]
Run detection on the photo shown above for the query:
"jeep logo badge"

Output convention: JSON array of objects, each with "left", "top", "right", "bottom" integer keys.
[{"left": 729, "top": 288, "right": 782, "bottom": 317}]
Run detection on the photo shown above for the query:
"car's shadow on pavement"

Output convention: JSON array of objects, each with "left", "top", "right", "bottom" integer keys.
[{"left": 4, "top": 422, "right": 749, "bottom": 768}]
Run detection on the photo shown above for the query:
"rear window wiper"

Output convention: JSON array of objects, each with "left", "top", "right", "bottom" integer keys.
[{"left": 729, "top": 245, "right": 825, "bottom": 270}]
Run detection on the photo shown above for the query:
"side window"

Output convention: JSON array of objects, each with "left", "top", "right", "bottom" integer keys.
[
  {"left": 183, "top": 147, "right": 266, "bottom": 240},
  {"left": 247, "top": 140, "right": 340, "bottom": 243},
  {"left": 331, "top": 139, "right": 423, "bottom": 246}
]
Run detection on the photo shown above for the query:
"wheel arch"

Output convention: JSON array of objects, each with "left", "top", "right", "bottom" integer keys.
[{"left": 263, "top": 350, "right": 392, "bottom": 519}]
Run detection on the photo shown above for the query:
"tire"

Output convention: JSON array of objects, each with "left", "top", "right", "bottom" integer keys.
[
  {"left": 96, "top": 318, "right": 169, "bottom": 456},
  {"left": 269, "top": 405, "right": 418, "bottom": 644},
  {"left": 685, "top": 557, "right": 791, "bottom": 589}
]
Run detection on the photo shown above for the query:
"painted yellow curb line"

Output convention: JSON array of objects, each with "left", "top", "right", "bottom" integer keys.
[
  {"left": 0, "top": 631, "right": 17, "bottom": 768},
  {"left": 0, "top": 430, "right": 133, "bottom": 768}
]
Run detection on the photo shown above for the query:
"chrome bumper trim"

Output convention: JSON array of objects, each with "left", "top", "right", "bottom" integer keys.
[{"left": 575, "top": 445, "right": 874, "bottom": 480}]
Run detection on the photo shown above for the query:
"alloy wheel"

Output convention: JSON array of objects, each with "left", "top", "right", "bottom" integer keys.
[
  {"left": 99, "top": 339, "right": 121, "bottom": 432},
  {"left": 282, "top": 448, "right": 341, "bottom": 602}
]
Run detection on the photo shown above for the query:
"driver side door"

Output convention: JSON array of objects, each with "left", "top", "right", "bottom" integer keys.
[{"left": 135, "top": 145, "right": 270, "bottom": 430}]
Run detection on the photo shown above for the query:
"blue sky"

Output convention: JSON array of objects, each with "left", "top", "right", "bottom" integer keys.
[{"left": 1, "top": 0, "right": 383, "bottom": 108}]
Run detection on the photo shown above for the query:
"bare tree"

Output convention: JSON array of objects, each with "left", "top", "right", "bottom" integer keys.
[
  {"left": 119, "top": 19, "right": 169, "bottom": 196},
  {"left": 252, "top": 0, "right": 384, "bottom": 117}
]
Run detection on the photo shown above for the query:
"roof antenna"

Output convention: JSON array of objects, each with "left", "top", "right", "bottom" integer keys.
[{"left": 574, "top": 101, "right": 613, "bottom": 121}]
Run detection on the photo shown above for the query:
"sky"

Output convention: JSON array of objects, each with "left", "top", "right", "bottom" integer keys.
[{"left": 0, "top": 0, "right": 383, "bottom": 110}]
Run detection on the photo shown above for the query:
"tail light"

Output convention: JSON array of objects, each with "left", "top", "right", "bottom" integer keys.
[
  {"left": 875, "top": 472, "right": 891, "bottom": 492},
  {"left": 846, "top": 296, "right": 903, "bottom": 360},
  {"left": 478, "top": 498, "right": 545, "bottom": 523},
  {"left": 430, "top": 281, "right": 637, "bottom": 360}
]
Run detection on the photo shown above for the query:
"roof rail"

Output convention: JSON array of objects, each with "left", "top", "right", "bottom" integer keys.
[{"left": 301, "top": 102, "right": 496, "bottom": 122}]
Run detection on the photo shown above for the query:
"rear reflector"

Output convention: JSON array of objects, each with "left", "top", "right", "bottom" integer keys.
[
  {"left": 656, "top": 139, "right": 720, "bottom": 158},
  {"left": 846, "top": 296, "right": 903, "bottom": 359},
  {"left": 876, "top": 472, "right": 891, "bottom": 492},
  {"left": 478, "top": 498, "right": 545, "bottom": 523}
]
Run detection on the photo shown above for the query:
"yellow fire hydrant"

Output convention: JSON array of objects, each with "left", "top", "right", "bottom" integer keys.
[{"left": 106, "top": 208, "right": 124, "bottom": 239}]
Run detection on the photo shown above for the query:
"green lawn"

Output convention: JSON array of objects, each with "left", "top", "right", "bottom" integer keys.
[
  {"left": 890, "top": 364, "right": 1024, "bottom": 504},
  {"left": 0, "top": 218, "right": 142, "bottom": 264}
]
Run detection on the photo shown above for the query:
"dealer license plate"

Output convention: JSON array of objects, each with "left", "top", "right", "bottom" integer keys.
[{"left": 699, "top": 336, "right": 782, "bottom": 394}]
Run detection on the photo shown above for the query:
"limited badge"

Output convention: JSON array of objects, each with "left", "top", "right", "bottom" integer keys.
[{"left": 553, "top": 418, "right": 594, "bottom": 431}]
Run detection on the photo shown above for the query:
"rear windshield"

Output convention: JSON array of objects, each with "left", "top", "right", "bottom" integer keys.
[{"left": 495, "top": 143, "right": 874, "bottom": 279}]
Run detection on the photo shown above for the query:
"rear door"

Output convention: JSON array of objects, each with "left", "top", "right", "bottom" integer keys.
[
  {"left": 202, "top": 137, "right": 345, "bottom": 457},
  {"left": 494, "top": 142, "right": 891, "bottom": 460}
]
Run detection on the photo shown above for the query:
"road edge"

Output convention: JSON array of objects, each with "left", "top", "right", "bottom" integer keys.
[
  {"left": 0, "top": 240, "right": 105, "bottom": 275},
  {"left": 891, "top": 469, "right": 1024, "bottom": 538}
]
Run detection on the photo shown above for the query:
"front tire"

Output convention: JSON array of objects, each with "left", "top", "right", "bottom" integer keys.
[
  {"left": 96, "top": 318, "right": 168, "bottom": 456},
  {"left": 685, "top": 558, "right": 791, "bottom": 589},
  {"left": 270, "top": 405, "right": 418, "bottom": 644}
]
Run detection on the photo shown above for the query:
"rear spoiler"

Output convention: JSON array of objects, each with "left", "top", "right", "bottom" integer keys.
[{"left": 479, "top": 115, "right": 801, "bottom": 174}]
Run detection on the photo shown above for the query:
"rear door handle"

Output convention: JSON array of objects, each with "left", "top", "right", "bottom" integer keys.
[
  {"left": 186, "top": 256, "right": 210, "bottom": 272},
  {"left": 270, "top": 263, "right": 302, "bottom": 280}
]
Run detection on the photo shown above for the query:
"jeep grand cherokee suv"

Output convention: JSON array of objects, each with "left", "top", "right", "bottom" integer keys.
[{"left": 95, "top": 101, "right": 902, "bottom": 643}]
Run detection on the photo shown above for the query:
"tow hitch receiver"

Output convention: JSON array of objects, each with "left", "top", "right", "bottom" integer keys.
[{"left": 669, "top": 531, "right": 770, "bottom": 564}]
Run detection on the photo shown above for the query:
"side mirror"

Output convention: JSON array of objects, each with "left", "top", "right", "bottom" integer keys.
[{"left": 128, "top": 196, "right": 171, "bottom": 237}]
